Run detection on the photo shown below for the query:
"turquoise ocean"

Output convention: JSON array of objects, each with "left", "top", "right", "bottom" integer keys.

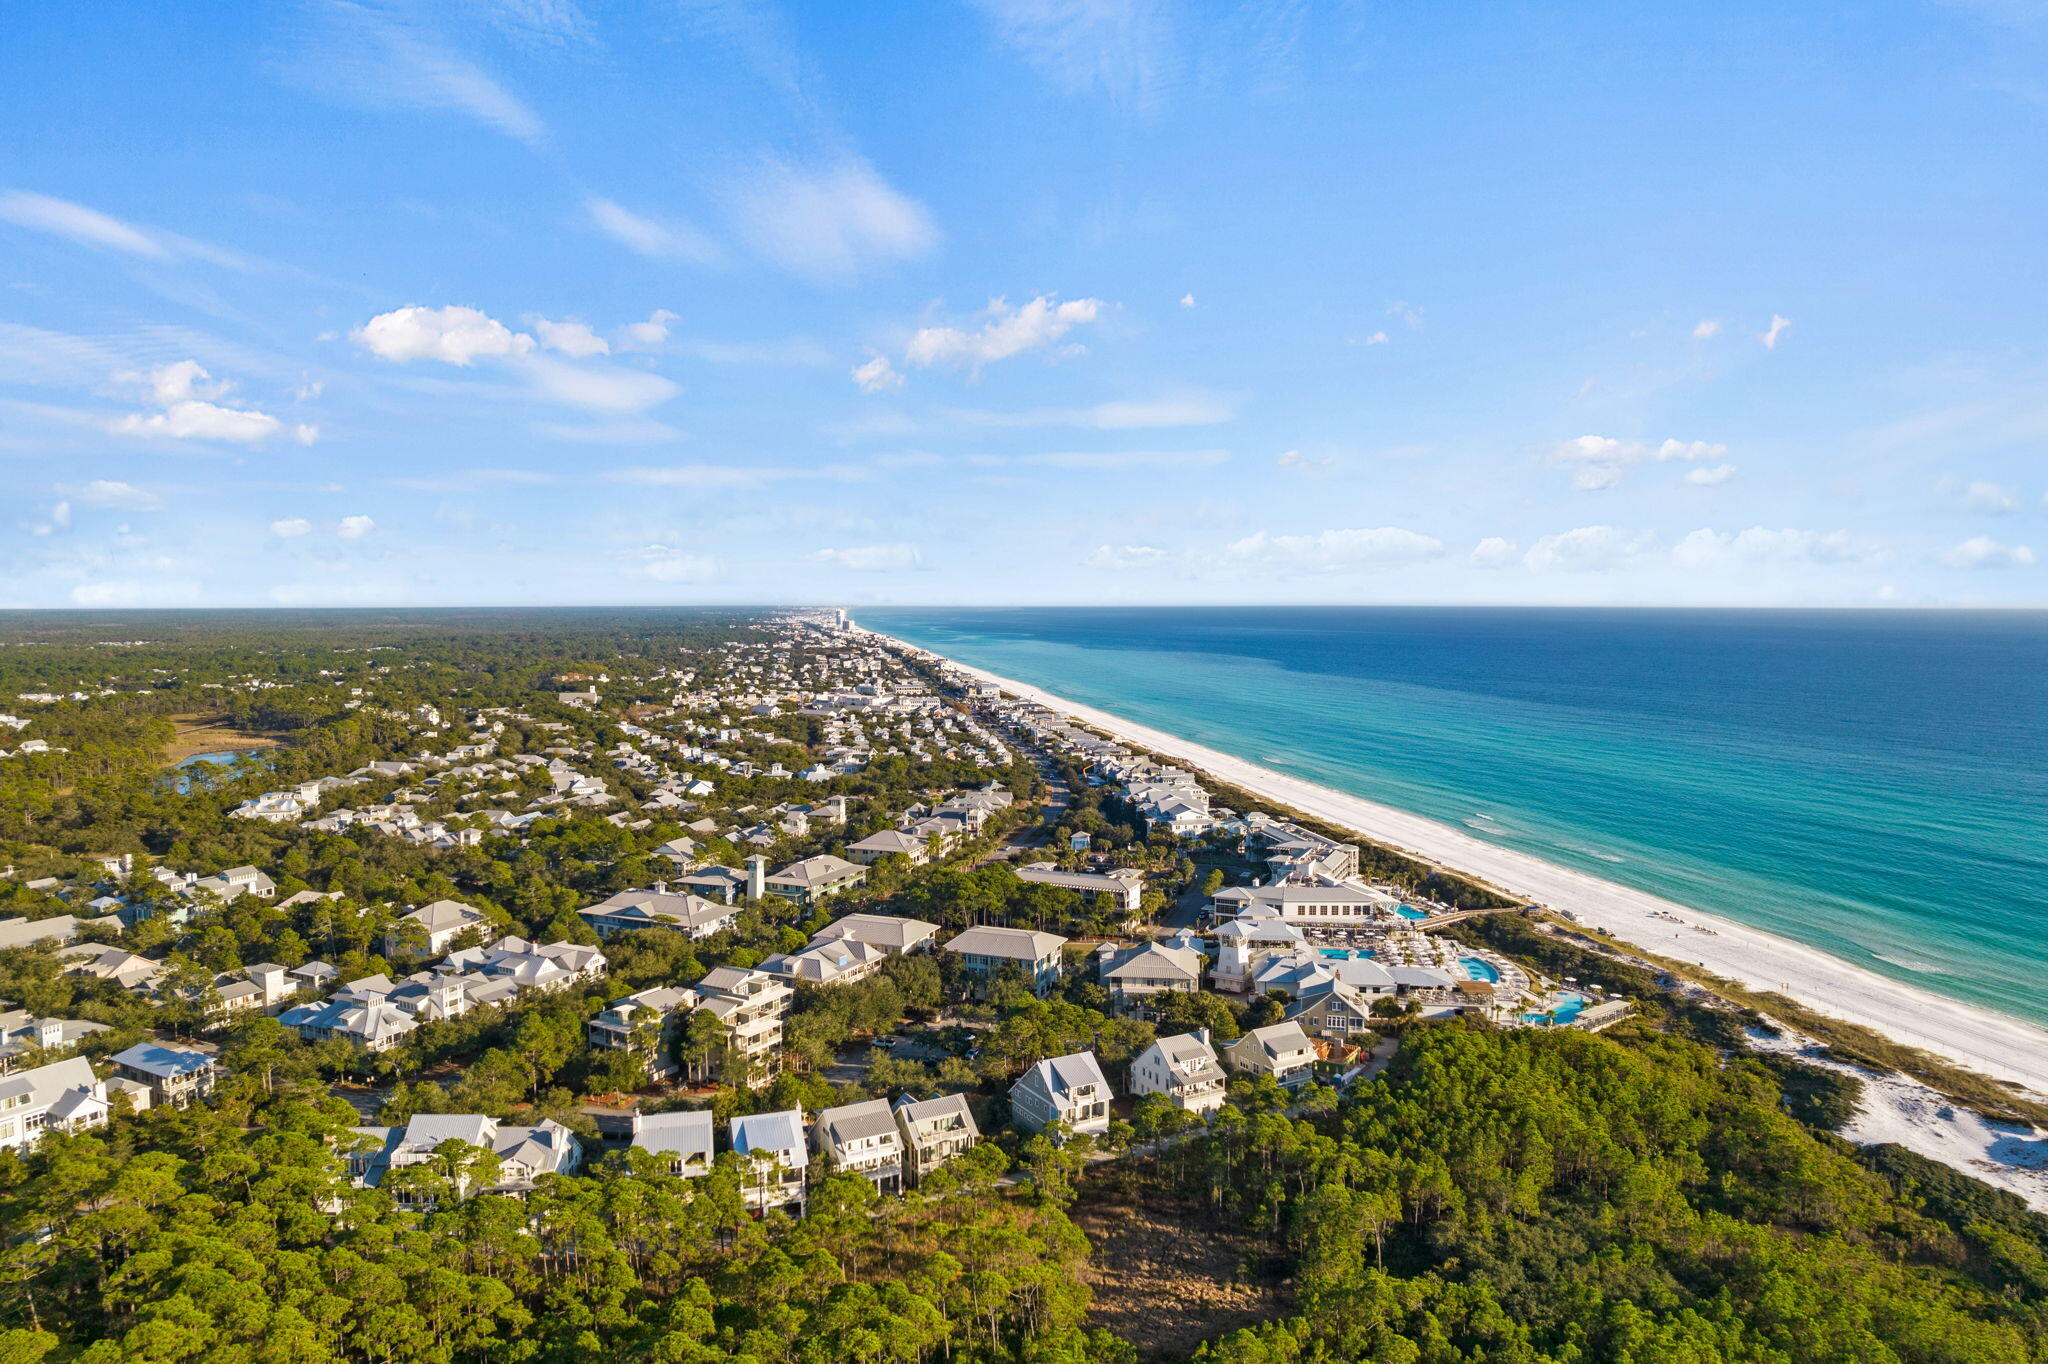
[{"left": 857, "top": 607, "right": 2048, "bottom": 1028}]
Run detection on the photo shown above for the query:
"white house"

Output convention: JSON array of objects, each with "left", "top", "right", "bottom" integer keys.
[
  {"left": 811, "top": 1097, "right": 904, "bottom": 1195},
  {"left": 893, "top": 1093, "right": 980, "bottom": 1186},
  {"left": 731, "top": 1108, "right": 808, "bottom": 1213},
  {"left": 0, "top": 1055, "right": 110, "bottom": 1152},
  {"left": 629, "top": 1108, "right": 714, "bottom": 1178},
  {"left": 385, "top": 899, "right": 490, "bottom": 956},
  {"left": 1129, "top": 1031, "right": 1228, "bottom": 1116},
  {"left": 1009, "top": 1051, "right": 1112, "bottom": 1140}
]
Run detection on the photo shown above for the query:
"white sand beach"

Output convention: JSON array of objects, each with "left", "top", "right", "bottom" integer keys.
[{"left": 900, "top": 642, "right": 2048, "bottom": 1101}]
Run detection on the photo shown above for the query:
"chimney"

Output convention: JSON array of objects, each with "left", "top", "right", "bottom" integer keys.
[
  {"left": 653, "top": 880, "right": 667, "bottom": 895},
  {"left": 1195, "top": 1026, "right": 1210, "bottom": 1049},
  {"left": 745, "top": 854, "right": 767, "bottom": 900}
]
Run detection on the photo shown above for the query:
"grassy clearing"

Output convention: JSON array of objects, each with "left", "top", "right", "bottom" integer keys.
[{"left": 161, "top": 713, "right": 283, "bottom": 766}]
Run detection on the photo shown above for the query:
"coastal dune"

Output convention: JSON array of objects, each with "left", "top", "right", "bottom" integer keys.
[{"left": 907, "top": 644, "right": 2048, "bottom": 1101}]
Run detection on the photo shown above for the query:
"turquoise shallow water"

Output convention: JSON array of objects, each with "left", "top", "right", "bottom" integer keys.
[{"left": 859, "top": 607, "right": 2048, "bottom": 1027}]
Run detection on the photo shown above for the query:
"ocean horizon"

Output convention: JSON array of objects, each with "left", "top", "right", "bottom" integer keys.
[{"left": 859, "top": 606, "right": 2048, "bottom": 1029}]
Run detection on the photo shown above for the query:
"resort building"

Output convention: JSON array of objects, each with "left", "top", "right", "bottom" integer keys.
[
  {"left": 694, "top": 966, "right": 792, "bottom": 1082},
  {"left": 1012, "top": 864, "right": 1145, "bottom": 919}
]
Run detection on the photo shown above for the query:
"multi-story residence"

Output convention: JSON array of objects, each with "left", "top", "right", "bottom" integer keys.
[
  {"left": 731, "top": 1108, "right": 808, "bottom": 1214},
  {"left": 844, "top": 829, "right": 930, "bottom": 866},
  {"left": 808, "top": 913, "right": 940, "bottom": 956},
  {"left": 1220, "top": 1022, "right": 1318, "bottom": 1090},
  {"left": 695, "top": 966, "right": 792, "bottom": 1082},
  {"left": 943, "top": 926, "right": 1069, "bottom": 997},
  {"left": 587, "top": 986, "right": 700, "bottom": 1080},
  {"left": 1095, "top": 940, "right": 1205, "bottom": 1014},
  {"left": 628, "top": 1108, "right": 714, "bottom": 1178},
  {"left": 577, "top": 886, "right": 739, "bottom": 940},
  {"left": 763, "top": 855, "right": 868, "bottom": 906},
  {"left": 1208, "top": 914, "right": 1309, "bottom": 993},
  {"left": 209, "top": 962, "right": 297, "bottom": 1020},
  {"left": 1129, "top": 1031, "right": 1228, "bottom": 1115},
  {"left": 760, "top": 937, "right": 891, "bottom": 988},
  {"left": 0, "top": 1056, "right": 111, "bottom": 1152},
  {"left": 384, "top": 899, "right": 490, "bottom": 956},
  {"left": 108, "top": 1042, "right": 219, "bottom": 1109},
  {"left": 892, "top": 1093, "right": 980, "bottom": 1186},
  {"left": 1012, "top": 864, "right": 1145, "bottom": 919},
  {"left": 348, "top": 1114, "right": 582, "bottom": 1203},
  {"left": 441, "top": 936, "right": 607, "bottom": 991},
  {"left": 0, "top": 1010, "right": 109, "bottom": 1073},
  {"left": 1285, "top": 982, "right": 1379, "bottom": 1040},
  {"left": 193, "top": 865, "right": 277, "bottom": 902},
  {"left": 811, "top": 1098, "right": 904, "bottom": 1195},
  {"left": 1009, "top": 1051, "right": 1112, "bottom": 1140}
]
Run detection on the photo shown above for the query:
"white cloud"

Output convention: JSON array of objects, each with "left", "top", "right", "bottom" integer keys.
[
  {"left": 584, "top": 197, "right": 720, "bottom": 264},
  {"left": 728, "top": 157, "right": 937, "bottom": 281},
  {"left": 71, "top": 578, "right": 201, "bottom": 608},
  {"left": 971, "top": 0, "right": 1173, "bottom": 109},
  {"left": 114, "top": 400, "right": 286, "bottom": 446},
  {"left": 1524, "top": 526, "right": 1657, "bottom": 572},
  {"left": 1760, "top": 314, "right": 1792, "bottom": 350},
  {"left": 1180, "top": 292, "right": 1196, "bottom": 308},
  {"left": 1004, "top": 449, "right": 1228, "bottom": 470},
  {"left": 0, "top": 190, "right": 249, "bottom": 267},
  {"left": 1940, "top": 536, "right": 2037, "bottom": 569},
  {"left": 1361, "top": 330, "right": 1390, "bottom": 345},
  {"left": 336, "top": 515, "right": 376, "bottom": 539},
  {"left": 630, "top": 545, "right": 721, "bottom": 583},
  {"left": 292, "top": 3, "right": 545, "bottom": 144},
  {"left": 1548, "top": 434, "right": 1729, "bottom": 490},
  {"left": 1685, "top": 464, "right": 1737, "bottom": 487},
  {"left": 271, "top": 518, "right": 313, "bottom": 537},
  {"left": 1949, "top": 478, "right": 2020, "bottom": 513},
  {"left": 616, "top": 309, "right": 677, "bottom": 351},
  {"left": 1222, "top": 526, "right": 1444, "bottom": 572},
  {"left": 852, "top": 353, "right": 904, "bottom": 394},
  {"left": 907, "top": 295, "right": 1105, "bottom": 372},
  {"left": 533, "top": 317, "right": 610, "bottom": 358},
  {"left": 129, "top": 360, "right": 229, "bottom": 405},
  {"left": 66, "top": 480, "right": 160, "bottom": 510},
  {"left": 1275, "top": 449, "right": 1331, "bottom": 471},
  {"left": 355, "top": 305, "right": 535, "bottom": 365},
  {"left": 1671, "top": 527, "right": 1873, "bottom": 568},
  {"left": 521, "top": 354, "right": 679, "bottom": 413},
  {"left": 809, "top": 542, "right": 922, "bottom": 571},
  {"left": 49, "top": 502, "right": 71, "bottom": 530},
  {"left": 1471, "top": 536, "right": 1519, "bottom": 567},
  {"left": 1387, "top": 300, "right": 1424, "bottom": 329},
  {"left": 1088, "top": 544, "right": 1171, "bottom": 569},
  {"left": 949, "top": 392, "right": 1232, "bottom": 429},
  {"left": 0, "top": 190, "right": 168, "bottom": 258},
  {"left": 1692, "top": 318, "right": 1721, "bottom": 339}
]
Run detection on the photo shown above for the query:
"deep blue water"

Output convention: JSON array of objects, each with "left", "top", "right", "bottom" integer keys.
[{"left": 858, "top": 607, "right": 2048, "bottom": 1026}]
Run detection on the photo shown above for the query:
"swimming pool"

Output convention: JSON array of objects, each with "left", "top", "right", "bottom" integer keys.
[
  {"left": 1522, "top": 992, "right": 1591, "bottom": 1026},
  {"left": 1459, "top": 957, "right": 1499, "bottom": 983},
  {"left": 1318, "top": 947, "right": 1376, "bottom": 960},
  {"left": 1395, "top": 905, "right": 1428, "bottom": 921}
]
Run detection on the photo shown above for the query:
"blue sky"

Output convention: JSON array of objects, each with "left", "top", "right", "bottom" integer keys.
[{"left": 3, "top": 0, "right": 2047, "bottom": 608}]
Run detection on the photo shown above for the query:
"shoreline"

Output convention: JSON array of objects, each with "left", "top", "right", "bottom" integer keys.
[{"left": 873, "top": 630, "right": 2048, "bottom": 1100}]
